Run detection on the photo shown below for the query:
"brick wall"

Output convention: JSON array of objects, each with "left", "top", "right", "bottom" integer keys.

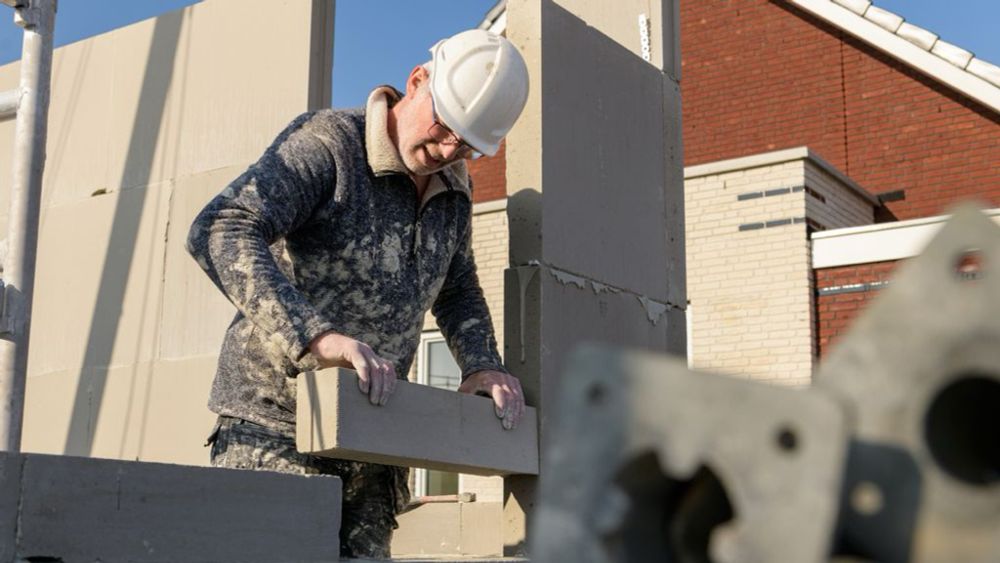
[
  {"left": 467, "top": 141, "right": 507, "bottom": 203},
  {"left": 814, "top": 260, "right": 900, "bottom": 356},
  {"left": 687, "top": 151, "right": 874, "bottom": 384},
  {"left": 804, "top": 162, "right": 875, "bottom": 232},
  {"left": 687, "top": 160, "right": 814, "bottom": 385},
  {"left": 681, "top": 0, "right": 1000, "bottom": 220}
]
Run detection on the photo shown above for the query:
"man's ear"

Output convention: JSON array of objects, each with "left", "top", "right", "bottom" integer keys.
[{"left": 404, "top": 65, "right": 430, "bottom": 96}]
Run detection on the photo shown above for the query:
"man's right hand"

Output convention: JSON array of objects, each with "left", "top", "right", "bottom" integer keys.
[{"left": 308, "top": 331, "right": 397, "bottom": 406}]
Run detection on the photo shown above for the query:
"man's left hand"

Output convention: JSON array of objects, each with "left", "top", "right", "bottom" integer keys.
[{"left": 458, "top": 370, "right": 525, "bottom": 430}]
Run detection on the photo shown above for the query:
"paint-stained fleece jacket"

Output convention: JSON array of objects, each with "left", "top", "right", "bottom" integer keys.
[{"left": 186, "top": 87, "right": 507, "bottom": 436}]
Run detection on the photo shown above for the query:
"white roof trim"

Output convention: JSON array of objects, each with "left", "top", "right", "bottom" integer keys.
[
  {"left": 787, "top": 0, "right": 1000, "bottom": 114},
  {"left": 812, "top": 208, "right": 1000, "bottom": 268}
]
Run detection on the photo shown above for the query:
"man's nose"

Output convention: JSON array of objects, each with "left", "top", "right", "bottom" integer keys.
[{"left": 439, "top": 142, "right": 460, "bottom": 160}]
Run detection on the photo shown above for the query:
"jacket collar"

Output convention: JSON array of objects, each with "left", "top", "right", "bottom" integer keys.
[{"left": 364, "top": 86, "right": 471, "bottom": 204}]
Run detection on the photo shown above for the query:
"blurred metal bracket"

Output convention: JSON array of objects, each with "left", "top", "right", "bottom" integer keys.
[
  {"left": 816, "top": 204, "right": 1000, "bottom": 562},
  {"left": 534, "top": 205, "right": 1000, "bottom": 562},
  {"left": 533, "top": 346, "right": 848, "bottom": 563}
]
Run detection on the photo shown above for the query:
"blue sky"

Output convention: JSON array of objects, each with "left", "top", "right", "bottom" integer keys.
[
  {"left": 0, "top": 0, "right": 499, "bottom": 108},
  {"left": 0, "top": 1, "right": 997, "bottom": 108}
]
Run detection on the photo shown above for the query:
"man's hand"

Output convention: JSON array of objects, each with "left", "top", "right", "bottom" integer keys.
[
  {"left": 309, "top": 331, "right": 397, "bottom": 406},
  {"left": 458, "top": 370, "right": 525, "bottom": 430}
]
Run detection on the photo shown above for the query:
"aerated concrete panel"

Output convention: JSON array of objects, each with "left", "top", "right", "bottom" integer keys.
[
  {"left": 27, "top": 185, "right": 171, "bottom": 378},
  {"left": 0, "top": 0, "right": 334, "bottom": 461},
  {"left": 503, "top": 0, "right": 685, "bottom": 553},
  {"left": 505, "top": 267, "right": 686, "bottom": 413},
  {"left": 298, "top": 368, "right": 539, "bottom": 476},
  {"left": 0, "top": 452, "right": 21, "bottom": 563},
  {"left": 12, "top": 453, "right": 341, "bottom": 562},
  {"left": 507, "top": 0, "right": 685, "bottom": 306}
]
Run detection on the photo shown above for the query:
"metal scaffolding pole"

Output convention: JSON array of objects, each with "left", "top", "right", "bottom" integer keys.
[{"left": 0, "top": 0, "right": 57, "bottom": 453}]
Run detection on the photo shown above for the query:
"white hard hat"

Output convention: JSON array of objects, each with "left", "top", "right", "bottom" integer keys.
[{"left": 427, "top": 29, "right": 529, "bottom": 157}]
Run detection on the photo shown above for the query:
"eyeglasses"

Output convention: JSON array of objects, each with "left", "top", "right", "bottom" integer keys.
[{"left": 428, "top": 96, "right": 483, "bottom": 160}]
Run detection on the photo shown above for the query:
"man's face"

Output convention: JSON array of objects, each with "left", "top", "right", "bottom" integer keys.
[{"left": 396, "top": 83, "right": 472, "bottom": 176}]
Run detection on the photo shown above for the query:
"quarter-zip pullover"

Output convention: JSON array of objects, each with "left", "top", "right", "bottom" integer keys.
[{"left": 187, "top": 87, "right": 506, "bottom": 435}]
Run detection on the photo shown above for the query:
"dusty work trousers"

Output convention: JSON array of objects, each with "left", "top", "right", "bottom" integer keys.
[{"left": 207, "top": 416, "right": 410, "bottom": 559}]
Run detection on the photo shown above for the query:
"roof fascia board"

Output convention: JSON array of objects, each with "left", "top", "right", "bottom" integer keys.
[
  {"left": 785, "top": 0, "right": 1000, "bottom": 114},
  {"left": 812, "top": 208, "right": 1000, "bottom": 268}
]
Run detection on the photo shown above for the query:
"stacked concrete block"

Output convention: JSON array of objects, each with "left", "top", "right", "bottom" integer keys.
[
  {"left": 0, "top": 452, "right": 342, "bottom": 562},
  {"left": 684, "top": 147, "right": 876, "bottom": 386},
  {"left": 504, "top": 0, "right": 685, "bottom": 554},
  {"left": 0, "top": 0, "right": 334, "bottom": 463}
]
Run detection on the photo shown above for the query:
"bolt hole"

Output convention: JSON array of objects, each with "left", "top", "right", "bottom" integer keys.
[
  {"left": 924, "top": 374, "right": 1000, "bottom": 485},
  {"left": 776, "top": 426, "right": 798, "bottom": 452},
  {"left": 587, "top": 383, "right": 607, "bottom": 405},
  {"left": 954, "top": 250, "right": 984, "bottom": 281}
]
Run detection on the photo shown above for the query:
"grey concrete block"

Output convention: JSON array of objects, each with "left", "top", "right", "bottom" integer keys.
[
  {"left": 15, "top": 454, "right": 341, "bottom": 562},
  {"left": 297, "top": 369, "right": 539, "bottom": 476},
  {"left": 505, "top": 265, "right": 686, "bottom": 414},
  {"left": 0, "top": 452, "right": 23, "bottom": 563},
  {"left": 534, "top": 1, "right": 682, "bottom": 303}
]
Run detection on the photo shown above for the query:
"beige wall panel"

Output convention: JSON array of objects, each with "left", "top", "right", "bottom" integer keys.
[
  {"left": 9, "top": 0, "right": 328, "bottom": 463},
  {"left": 460, "top": 501, "right": 503, "bottom": 555},
  {"left": 27, "top": 184, "right": 171, "bottom": 377},
  {"left": 22, "top": 363, "right": 154, "bottom": 459},
  {"left": 21, "top": 359, "right": 216, "bottom": 464},
  {"left": 158, "top": 0, "right": 318, "bottom": 181},
  {"left": 21, "top": 368, "right": 88, "bottom": 456},
  {"left": 0, "top": 0, "right": 323, "bottom": 207},
  {"left": 393, "top": 501, "right": 502, "bottom": 557},
  {"left": 105, "top": 9, "right": 186, "bottom": 194},
  {"left": 42, "top": 36, "right": 116, "bottom": 206},
  {"left": 137, "top": 357, "right": 218, "bottom": 466},
  {"left": 159, "top": 166, "right": 248, "bottom": 360},
  {"left": 86, "top": 363, "right": 157, "bottom": 460},
  {"left": 394, "top": 503, "right": 462, "bottom": 556},
  {"left": 104, "top": 0, "right": 319, "bottom": 194}
]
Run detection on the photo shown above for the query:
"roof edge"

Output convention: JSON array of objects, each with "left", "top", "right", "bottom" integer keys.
[
  {"left": 684, "top": 146, "right": 879, "bottom": 206},
  {"left": 785, "top": 0, "right": 1000, "bottom": 115}
]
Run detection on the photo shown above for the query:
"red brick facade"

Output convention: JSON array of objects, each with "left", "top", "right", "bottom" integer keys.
[
  {"left": 814, "top": 260, "right": 900, "bottom": 356},
  {"left": 472, "top": 1, "right": 1000, "bottom": 217},
  {"left": 467, "top": 141, "right": 507, "bottom": 203},
  {"left": 681, "top": 0, "right": 1000, "bottom": 220}
]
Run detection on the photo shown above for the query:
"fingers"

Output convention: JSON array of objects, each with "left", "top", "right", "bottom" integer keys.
[
  {"left": 370, "top": 358, "right": 397, "bottom": 406},
  {"left": 491, "top": 376, "right": 525, "bottom": 431},
  {"left": 368, "top": 358, "right": 385, "bottom": 406},
  {"left": 355, "top": 356, "right": 370, "bottom": 394},
  {"left": 351, "top": 345, "right": 396, "bottom": 407}
]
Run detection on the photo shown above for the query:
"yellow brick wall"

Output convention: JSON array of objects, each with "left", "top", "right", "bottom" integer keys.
[
  {"left": 685, "top": 154, "right": 875, "bottom": 387},
  {"left": 686, "top": 161, "right": 815, "bottom": 386}
]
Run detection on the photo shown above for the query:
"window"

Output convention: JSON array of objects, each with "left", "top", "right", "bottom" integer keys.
[{"left": 413, "top": 332, "right": 461, "bottom": 497}]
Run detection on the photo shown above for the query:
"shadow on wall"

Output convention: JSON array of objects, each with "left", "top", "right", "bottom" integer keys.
[{"left": 62, "top": 12, "right": 184, "bottom": 457}]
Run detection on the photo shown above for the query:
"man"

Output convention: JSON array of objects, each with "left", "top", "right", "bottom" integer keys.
[{"left": 186, "top": 30, "right": 529, "bottom": 558}]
